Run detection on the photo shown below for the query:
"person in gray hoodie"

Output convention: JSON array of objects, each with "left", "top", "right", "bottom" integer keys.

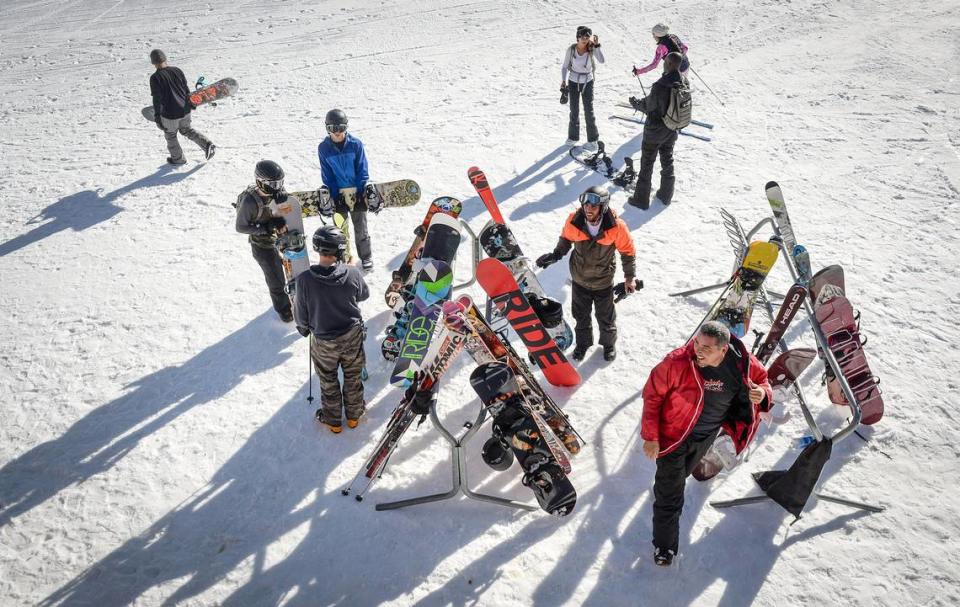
[{"left": 294, "top": 225, "right": 370, "bottom": 432}]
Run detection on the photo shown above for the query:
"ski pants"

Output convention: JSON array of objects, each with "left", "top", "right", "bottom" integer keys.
[
  {"left": 251, "top": 243, "right": 292, "bottom": 318},
  {"left": 652, "top": 432, "right": 717, "bottom": 553},
  {"left": 311, "top": 323, "right": 366, "bottom": 426},
  {"left": 632, "top": 130, "right": 678, "bottom": 207},
  {"left": 160, "top": 112, "right": 211, "bottom": 162},
  {"left": 567, "top": 79, "right": 599, "bottom": 143},
  {"left": 336, "top": 200, "right": 372, "bottom": 263},
  {"left": 571, "top": 281, "right": 616, "bottom": 348}
]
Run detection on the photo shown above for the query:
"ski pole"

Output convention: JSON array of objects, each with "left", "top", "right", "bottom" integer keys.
[
  {"left": 689, "top": 66, "right": 725, "bottom": 106},
  {"left": 307, "top": 335, "right": 314, "bottom": 405}
]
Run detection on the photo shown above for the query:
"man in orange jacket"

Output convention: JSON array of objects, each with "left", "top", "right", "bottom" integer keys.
[
  {"left": 641, "top": 320, "right": 773, "bottom": 566},
  {"left": 536, "top": 186, "right": 637, "bottom": 361}
]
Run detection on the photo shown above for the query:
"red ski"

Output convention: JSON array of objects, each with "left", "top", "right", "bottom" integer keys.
[
  {"left": 467, "top": 166, "right": 506, "bottom": 224},
  {"left": 476, "top": 258, "right": 580, "bottom": 387}
]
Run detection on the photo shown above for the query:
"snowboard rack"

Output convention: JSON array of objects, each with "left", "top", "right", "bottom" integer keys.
[
  {"left": 695, "top": 205, "right": 883, "bottom": 517},
  {"left": 375, "top": 400, "right": 536, "bottom": 513},
  {"left": 452, "top": 218, "right": 481, "bottom": 293}
]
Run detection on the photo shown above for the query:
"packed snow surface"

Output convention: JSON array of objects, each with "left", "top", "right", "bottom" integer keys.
[{"left": 2, "top": 0, "right": 959, "bottom": 605}]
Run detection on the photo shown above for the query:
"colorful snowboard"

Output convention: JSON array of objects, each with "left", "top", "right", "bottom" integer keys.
[
  {"left": 270, "top": 194, "right": 310, "bottom": 296},
  {"left": 468, "top": 167, "right": 574, "bottom": 350},
  {"left": 477, "top": 258, "right": 580, "bottom": 387},
  {"left": 707, "top": 240, "right": 780, "bottom": 338},
  {"left": 142, "top": 77, "right": 238, "bottom": 122},
  {"left": 293, "top": 179, "right": 421, "bottom": 214},
  {"left": 389, "top": 260, "right": 454, "bottom": 388},
  {"left": 385, "top": 196, "right": 463, "bottom": 306},
  {"left": 470, "top": 362, "right": 577, "bottom": 517}
]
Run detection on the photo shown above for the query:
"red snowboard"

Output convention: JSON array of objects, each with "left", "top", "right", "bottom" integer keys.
[{"left": 476, "top": 258, "right": 580, "bottom": 387}]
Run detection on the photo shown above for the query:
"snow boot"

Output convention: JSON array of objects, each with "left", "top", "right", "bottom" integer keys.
[
  {"left": 653, "top": 547, "right": 675, "bottom": 566},
  {"left": 572, "top": 344, "right": 589, "bottom": 361},
  {"left": 603, "top": 345, "right": 616, "bottom": 362}
]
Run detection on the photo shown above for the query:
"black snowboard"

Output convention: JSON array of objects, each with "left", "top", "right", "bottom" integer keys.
[{"left": 470, "top": 362, "right": 577, "bottom": 516}]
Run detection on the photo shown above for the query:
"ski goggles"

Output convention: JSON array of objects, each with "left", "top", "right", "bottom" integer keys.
[
  {"left": 579, "top": 191, "right": 608, "bottom": 206},
  {"left": 259, "top": 178, "right": 284, "bottom": 193},
  {"left": 325, "top": 124, "right": 348, "bottom": 134}
]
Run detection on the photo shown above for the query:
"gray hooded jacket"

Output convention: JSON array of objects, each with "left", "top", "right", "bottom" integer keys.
[{"left": 293, "top": 262, "right": 369, "bottom": 340}]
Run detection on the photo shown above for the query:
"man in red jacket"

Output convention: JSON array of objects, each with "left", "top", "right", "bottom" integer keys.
[{"left": 641, "top": 320, "right": 773, "bottom": 566}]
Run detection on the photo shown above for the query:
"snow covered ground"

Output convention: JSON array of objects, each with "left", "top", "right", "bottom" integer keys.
[{"left": 2, "top": 0, "right": 959, "bottom": 605}]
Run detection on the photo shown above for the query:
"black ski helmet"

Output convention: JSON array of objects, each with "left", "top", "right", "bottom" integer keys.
[
  {"left": 312, "top": 225, "right": 348, "bottom": 259},
  {"left": 578, "top": 185, "right": 610, "bottom": 214},
  {"left": 325, "top": 109, "right": 348, "bottom": 131},
  {"left": 254, "top": 160, "right": 285, "bottom": 195}
]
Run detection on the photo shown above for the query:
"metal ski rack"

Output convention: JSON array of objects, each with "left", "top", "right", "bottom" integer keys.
[
  {"left": 452, "top": 218, "right": 481, "bottom": 293},
  {"left": 709, "top": 207, "right": 883, "bottom": 515},
  {"left": 376, "top": 402, "right": 535, "bottom": 512}
]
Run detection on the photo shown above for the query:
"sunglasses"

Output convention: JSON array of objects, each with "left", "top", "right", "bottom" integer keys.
[
  {"left": 326, "top": 124, "right": 348, "bottom": 134},
  {"left": 579, "top": 191, "right": 607, "bottom": 206}
]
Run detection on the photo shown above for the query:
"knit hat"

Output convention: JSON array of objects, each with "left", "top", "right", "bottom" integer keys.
[
  {"left": 652, "top": 23, "right": 669, "bottom": 37},
  {"left": 149, "top": 49, "right": 167, "bottom": 65},
  {"left": 576, "top": 25, "right": 592, "bottom": 39}
]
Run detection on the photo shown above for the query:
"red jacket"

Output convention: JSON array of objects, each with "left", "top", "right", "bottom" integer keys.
[{"left": 641, "top": 336, "right": 773, "bottom": 457}]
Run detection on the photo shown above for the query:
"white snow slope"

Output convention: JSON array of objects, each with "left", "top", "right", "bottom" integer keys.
[{"left": 2, "top": 0, "right": 959, "bottom": 605}]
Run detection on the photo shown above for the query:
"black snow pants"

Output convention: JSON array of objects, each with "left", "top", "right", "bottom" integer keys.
[{"left": 652, "top": 433, "right": 718, "bottom": 554}]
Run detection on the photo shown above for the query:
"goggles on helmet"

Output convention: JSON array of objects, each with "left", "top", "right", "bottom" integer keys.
[
  {"left": 579, "top": 191, "right": 608, "bottom": 206},
  {"left": 258, "top": 177, "right": 284, "bottom": 193},
  {"left": 326, "top": 124, "right": 348, "bottom": 134}
]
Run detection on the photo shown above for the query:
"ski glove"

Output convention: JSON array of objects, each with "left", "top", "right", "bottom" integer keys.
[
  {"left": 296, "top": 326, "right": 310, "bottom": 338},
  {"left": 536, "top": 252, "right": 560, "bottom": 269},
  {"left": 613, "top": 278, "right": 644, "bottom": 302},
  {"left": 263, "top": 216, "right": 287, "bottom": 232},
  {"left": 560, "top": 83, "right": 569, "bottom": 105},
  {"left": 155, "top": 117, "right": 164, "bottom": 130},
  {"left": 364, "top": 184, "right": 383, "bottom": 214},
  {"left": 403, "top": 371, "right": 435, "bottom": 415}
]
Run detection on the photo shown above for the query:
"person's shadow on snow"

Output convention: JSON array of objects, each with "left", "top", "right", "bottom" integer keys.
[
  {"left": 0, "top": 164, "right": 201, "bottom": 258},
  {"left": 0, "top": 311, "right": 296, "bottom": 528}
]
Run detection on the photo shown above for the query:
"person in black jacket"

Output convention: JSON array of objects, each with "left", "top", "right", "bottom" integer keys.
[
  {"left": 235, "top": 160, "right": 294, "bottom": 322},
  {"left": 295, "top": 226, "right": 370, "bottom": 432},
  {"left": 627, "top": 52, "right": 684, "bottom": 210},
  {"left": 149, "top": 49, "right": 215, "bottom": 165}
]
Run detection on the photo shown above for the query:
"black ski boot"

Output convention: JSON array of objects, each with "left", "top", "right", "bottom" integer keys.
[
  {"left": 653, "top": 547, "right": 675, "bottom": 566},
  {"left": 572, "top": 344, "right": 589, "bottom": 361},
  {"left": 603, "top": 345, "right": 616, "bottom": 362}
]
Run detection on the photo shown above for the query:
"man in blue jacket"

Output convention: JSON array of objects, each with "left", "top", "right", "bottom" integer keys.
[{"left": 317, "top": 109, "right": 378, "bottom": 271}]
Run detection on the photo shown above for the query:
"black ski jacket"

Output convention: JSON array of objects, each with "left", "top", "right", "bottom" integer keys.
[
  {"left": 636, "top": 70, "right": 682, "bottom": 141},
  {"left": 149, "top": 66, "right": 193, "bottom": 120}
]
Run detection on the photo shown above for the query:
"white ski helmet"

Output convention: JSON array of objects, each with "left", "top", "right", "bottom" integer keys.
[{"left": 652, "top": 23, "right": 669, "bottom": 37}]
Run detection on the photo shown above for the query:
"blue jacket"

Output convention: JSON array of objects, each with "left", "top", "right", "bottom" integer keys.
[{"left": 318, "top": 134, "right": 369, "bottom": 202}]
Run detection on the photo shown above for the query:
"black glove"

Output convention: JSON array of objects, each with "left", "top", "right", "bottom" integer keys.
[
  {"left": 629, "top": 96, "right": 645, "bottom": 112},
  {"left": 613, "top": 278, "right": 644, "bottom": 303},
  {"left": 536, "top": 252, "right": 560, "bottom": 269},
  {"left": 263, "top": 216, "right": 287, "bottom": 231},
  {"left": 296, "top": 325, "right": 310, "bottom": 338},
  {"left": 560, "top": 83, "right": 569, "bottom": 105},
  {"left": 155, "top": 117, "right": 164, "bottom": 130},
  {"left": 404, "top": 372, "right": 435, "bottom": 415}
]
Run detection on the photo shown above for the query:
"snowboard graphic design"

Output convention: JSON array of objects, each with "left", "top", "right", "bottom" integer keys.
[
  {"left": 269, "top": 194, "right": 309, "bottom": 295},
  {"left": 389, "top": 260, "right": 454, "bottom": 388},
  {"left": 706, "top": 240, "right": 779, "bottom": 338},
  {"left": 142, "top": 77, "right": 239, "bottom": 122},
  {"left": 294, "top": 179, "right": 421, "bottom": 214}
]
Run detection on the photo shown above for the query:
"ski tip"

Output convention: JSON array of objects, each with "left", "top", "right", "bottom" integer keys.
[{"left": 764, "top": 180, "right": 779, "bottom": 190}]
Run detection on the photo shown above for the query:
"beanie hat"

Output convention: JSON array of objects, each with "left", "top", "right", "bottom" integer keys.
[
  {"left": 149, "top": 49, "right": 167, "bottom": 64},
  {"left": 652, "top": 23, "right": 669, "bottom": 37}
]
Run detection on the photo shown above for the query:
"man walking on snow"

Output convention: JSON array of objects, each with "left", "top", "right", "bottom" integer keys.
[
  {"left": 640, "top": 321, "right": 773, "bottom": 566},
  {"left": 536, "top": 186, "right": 637, "bottom": 362},
  {"left": 317, "top": 109, "right": 380, "bottom": 271},
  {"left": 148, "top": 49, "right": 215, "bottom": 165},
  {"left": 627, "top": 52, "right": 685, "bottom": 210},
  {"left": 294, "top": 226, "right": 370, "bottom": 433}
]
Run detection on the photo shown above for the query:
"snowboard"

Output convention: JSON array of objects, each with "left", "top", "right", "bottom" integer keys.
[
  {"left": 809, "top": 265, "right": 846, "bottom": 307},
  {"left": 477, "top": 258, "right": 580, "bottom": 387},
  {"left": 142, "top": 77, "right": 239, "bottom": 122},
  {"left": 767, "top": 348, "right": 816, "bottom": 390},
  {"left": 389, "top": 260, "right": 454, "bottom": 388},
  {"left": 448, "top": 294, "right": 582, "bottom": 454},
  {"left": 765, "top": 181, "right": 798, "bottom": 253},
  {"left": 814, "top": 293, "right": 884, "bottom": 425},
  {"left": 293, "top": 179, "right": 421, "bottom": 214},
  {"left": 754, "top": 283, "right": 808, "bottom": 365},
  {"left": 470, "top": 362, "right": 577, "bottom": 517},
  {"left": 385, "top": 196, "right": 463, "bottom": 306},
  {"left": 270, "top": 193, "right": 310, "bottom": 296},
  {"left": 706, "top": 241, "right": 780, "bottom": 338},
  {"left": 467, "top": 167, "right": 574, "bottom": 350},
  {"left": 568, "top": 141, "right": 638, "bottom": 192},
  {"left": 381, "top": 213, "right": 462, "bottom": 361},
  {"left": 347, "top": 317, "right": 468, "bottom": 498}
]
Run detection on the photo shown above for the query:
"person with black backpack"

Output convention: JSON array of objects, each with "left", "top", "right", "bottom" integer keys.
[
  {"left": 627, "top": 52, "right": 689, "bottom": 210},
  {"left": 633, "top": 23, "right": 690, "bottom": 76}
]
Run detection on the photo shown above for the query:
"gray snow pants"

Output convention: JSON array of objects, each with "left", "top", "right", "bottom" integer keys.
[
  {"left": 160, "top": 112, "right": 211, "bottom": 161},
  {"left": 311, "top": 323, "right": 366, "bottom": 427}
]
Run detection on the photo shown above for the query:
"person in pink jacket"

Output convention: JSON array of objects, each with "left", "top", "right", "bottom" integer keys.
[{"left": 633, "top": 23, "right": 690, "bottom": 76}]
